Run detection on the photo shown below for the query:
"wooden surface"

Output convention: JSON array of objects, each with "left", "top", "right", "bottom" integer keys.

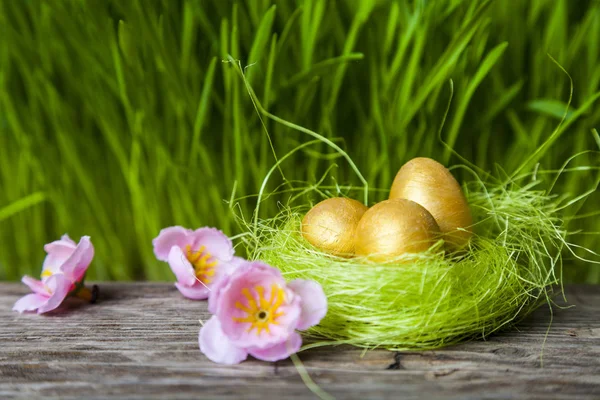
[{"left": 1, "top": 283, "right": 599, "bottom": 399}]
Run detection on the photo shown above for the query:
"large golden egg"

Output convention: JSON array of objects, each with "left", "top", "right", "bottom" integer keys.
[
  {"left": 389, "top": 157, "right": 473, "bottom": 249},
  {"left": 354, "top": 199, "right": 439, "bottom": 262},
  {"left": 301, "top": 197, "right": 368, "bottom": 257}
]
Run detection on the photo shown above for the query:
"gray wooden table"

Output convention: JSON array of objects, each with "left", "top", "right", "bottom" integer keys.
[{"left": 1, "top": 283, "right": 599, "bottom": 399}]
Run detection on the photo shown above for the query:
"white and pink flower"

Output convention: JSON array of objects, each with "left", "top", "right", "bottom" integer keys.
[
  {"left": 200, "top": 260, "right": 327, "bottom": 364},
  {"left": 13, "top": 235, "right": 96, "bottom": 314},
  {"left": 152, "top": 226, "right": 241, "bottom": 300}
]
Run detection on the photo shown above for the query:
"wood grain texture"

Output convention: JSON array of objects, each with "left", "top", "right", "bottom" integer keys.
[{"left": 1, "top": 283, "right": 599, "bottom": 399}]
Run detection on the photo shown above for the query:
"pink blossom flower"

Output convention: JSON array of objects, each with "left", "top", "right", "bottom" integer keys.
[
  {"left": 199, "top": 260, "right": 327, "bottom": 364},
  {"left": 41, "top": 235, "right": 94, "bottom": 283},
  {"left": 13, "top": 235, "right": 96, "bottom": 314},
  {"left": 152, "top": 226, "right": 239, "bottom": 300}
]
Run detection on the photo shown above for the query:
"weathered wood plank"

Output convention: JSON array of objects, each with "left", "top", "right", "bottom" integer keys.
[{"left": 1, "top": 283, "right": 599, "bottom": 399}]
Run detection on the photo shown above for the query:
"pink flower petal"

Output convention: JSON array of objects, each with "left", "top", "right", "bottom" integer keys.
[
  {"left": 13, "top": 293, "right": 49, "bottom": 313},
  {"left": 218, "top": 255, "right": 246, "bottom": 278},
  {"left": 199, "top": 316, "right": 248, "bottom": 365},
  {"left": 60, "top": 236, "right": 94, "bottom": 283},
  {"left": 59, "top": 234, "right": 77, "bottom": 246},
  {"left": 44, "top": 234, "right": 77, "bottom": 252},
  {"left": 174, "top": 282, "right": 210, "bottom": 300},
  {"left": 248, "top": 332, "right": 302, "bottom": 362},
  {"left": 207, "top": 256, "right": 246, "bottom": 314},
  {"left": 207, "top": 273, "right": 230, "bottom": 315},
  {"left": 288, "top": 279, "right": 328, "bottom": 330},
  {"left": 188, "top": 228, "right": 234, "bottom": 262},
  {"left": 37, "top": 274, "right": 71, "bottom": 314},
  {"left": 168, "top": 246, "right": 198, "bottom": 287},
  {"left": 21, "top": 276, "right": 48, "bottom": 295},
  {"left": 42, "top": 236, "right": 78, "bottom": 275},
  {"left": 152, "top": 226, "right": 192, "bottom": 262}
]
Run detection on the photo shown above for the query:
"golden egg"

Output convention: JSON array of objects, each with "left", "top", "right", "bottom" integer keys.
[
  {"left": 301, "top": 197, "right": 368, "bottom": 257},
  {"left": 354, "top": 199, "right": 439, "bottom": 262},
  {"left": 389, "top": 157, "right": 473, "bottom": 249}
]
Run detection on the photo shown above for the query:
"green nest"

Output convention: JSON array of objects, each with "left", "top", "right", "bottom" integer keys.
[{"left": 244, "top": 177, "right": 567, "bottom": 350}]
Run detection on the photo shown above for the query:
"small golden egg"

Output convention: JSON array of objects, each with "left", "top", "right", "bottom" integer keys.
[
  {"left": 354, "top": 199, "right": 439, "bottom": 262},
  {"left": 389, "top": 157, "right": 473, "bottom": 250},
  {"left": 301, "top": 197, "right": 368, "bottom": 257}
]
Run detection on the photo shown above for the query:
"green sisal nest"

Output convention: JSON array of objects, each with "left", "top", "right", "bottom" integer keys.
[{"left": 243, "top": 176, "right": 568, "bottom": 350}]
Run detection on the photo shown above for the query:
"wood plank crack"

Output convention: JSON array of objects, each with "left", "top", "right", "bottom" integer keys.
[{"left": 385, "top": 352, "right": 404, "bottom": 370}]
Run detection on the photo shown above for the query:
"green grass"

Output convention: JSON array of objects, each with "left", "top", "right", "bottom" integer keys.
[{"left": 0, "top": 0, "right": 598, "bottom": 282}]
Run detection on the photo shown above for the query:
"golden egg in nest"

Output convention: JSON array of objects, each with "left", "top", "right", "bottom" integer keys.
[
  {"left": 354, "top": 198, "right": 439, "bottom": 263},
  {"left": 389, "top": 157, "right": 473, "bottom": 250},
  {"left": 301, "top": 197, "right": 369, "bottom": 257}
]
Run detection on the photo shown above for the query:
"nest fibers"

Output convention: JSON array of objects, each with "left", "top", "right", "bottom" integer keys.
[{"left": 242, "top": 176, "right": 569, "bottom": 350}]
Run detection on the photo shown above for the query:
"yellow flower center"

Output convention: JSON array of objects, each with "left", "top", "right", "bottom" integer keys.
[
  {"left": 38, "top": 270, "right": 55, "bottom": 294},
  {"left": 185, "top": 244, "right": 217, "bottom": 284},
  {"left": 233, "top": 284, "right": 286, "bottom": 335},
  {"left": 41, "top": 269, "right": 53, "bottom": 279}
]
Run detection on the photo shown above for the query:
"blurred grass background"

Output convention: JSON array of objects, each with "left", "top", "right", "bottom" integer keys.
[{"left": 0, "top": 0, "right": 598, "bottom": 282}]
